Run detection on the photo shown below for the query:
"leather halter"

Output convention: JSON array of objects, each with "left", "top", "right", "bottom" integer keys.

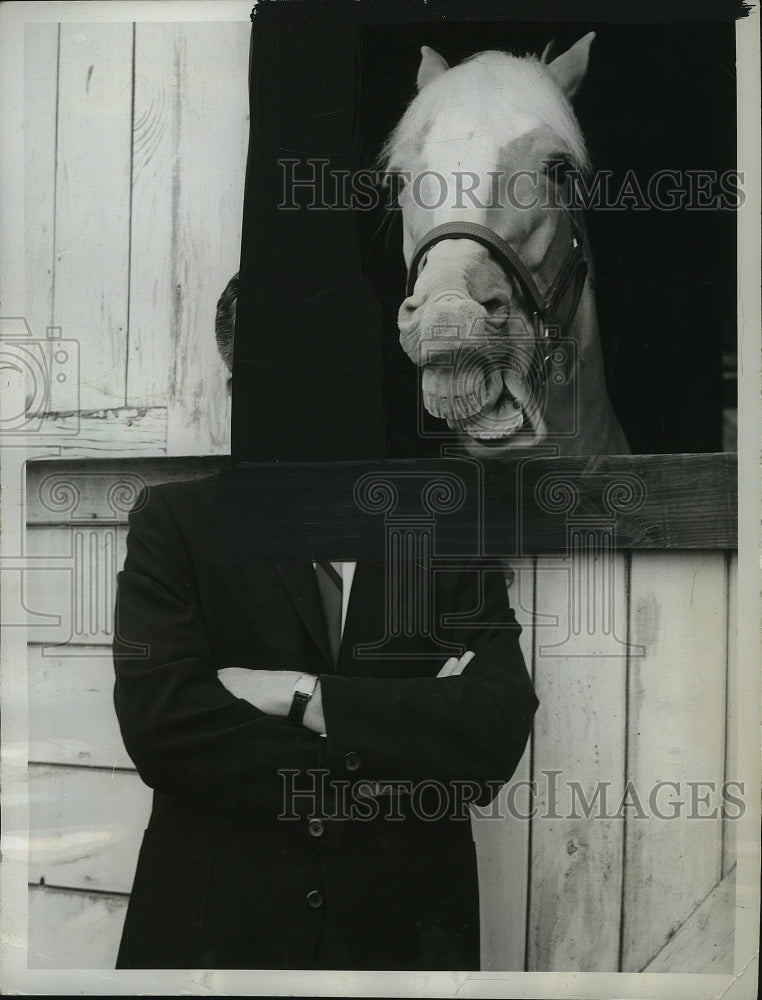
[{"left": 405, "top": 209, "right": 592, "bottom": 392}]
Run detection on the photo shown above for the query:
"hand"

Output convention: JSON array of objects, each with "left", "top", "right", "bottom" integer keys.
[
  {"left": 436, "top": 650, "right": 475, "bottom": 678},
  {"left": 217, "top": 668, "right": 326, "bottom": 735},
  {"left": 217, "top": 667, "right": 301, "bottom": 716}
]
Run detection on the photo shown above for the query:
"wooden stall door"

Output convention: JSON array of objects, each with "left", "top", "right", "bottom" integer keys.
[
  {"left": 24, "top": 460, "right": 738, "bottom": 972},
  {"left": 24, "top": 21, "right": 247, "bottom": 460}
]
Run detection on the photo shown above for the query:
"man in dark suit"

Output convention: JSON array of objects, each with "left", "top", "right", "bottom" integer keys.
[{"left": 112, "top": 278, "right": 538, "bottom": 971}]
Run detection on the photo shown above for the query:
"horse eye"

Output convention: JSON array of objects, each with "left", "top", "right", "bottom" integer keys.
[
  {"left": 382, "top": 172, "right": 408, "bottom": 206},
  {"left": 544, "top": 156, "right": 572, "bottom": 183}
]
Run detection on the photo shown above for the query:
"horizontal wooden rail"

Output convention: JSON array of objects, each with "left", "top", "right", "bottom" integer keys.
[{"left": 26, "top": 452, "right": 736, "bottom": 550}]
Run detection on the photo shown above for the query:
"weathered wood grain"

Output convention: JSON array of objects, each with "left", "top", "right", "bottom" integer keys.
[
  {"left": 28, "top": 645, "right": 131, "bottom": 769},
  {"left": 641, "top": 867, "right": 735, "bottom": 974},
  {"left": 483, "top": 452, "right": 737, "bottom": 551},
  {"left": 127, "top": 23, "right": 245, "bottom": 456},
  {"left": 723, "top": 552, "right": 738, "bottom": 875},
  {"left": 53, "top": 24, "right": 133, "bottom": 411},
  {"left": 622, "top": 551, "right": 726, "bottom": 972},
  {"left": 25, "top": 525, "right": 127, "bottom": 645},
  {"left": 24, "top": 24, "right": 58, "bottom": 343},
  {"left": 30, "top": 407, "right": 167, "bottom": 459},
  {"left": 26, "top": 454, "right": 226, "bottom": 523},
  {"left": 125, "top": 23, "right": 175, "bottom": 418},
  {"left": 526, "top": 553, "right": 627, "bottom": 971},
  {"left": 28, "top": 764, "right": 150, "bottom": 895},
  {"left": 28, "top": 883, "right": 127, "bottom": 970},
  {"left": 473, "top": 558, "right": 535, "bottom": 971}
]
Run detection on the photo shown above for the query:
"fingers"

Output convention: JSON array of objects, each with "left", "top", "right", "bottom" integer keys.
[
  {"left": 436, "top": 657, "right": 459, "bottom": 678},
  {"left": 457, "top": 650, "right": 475, "bottom": 672},
  {"left": 436, "top": 650, "right": 475, "bottom": 677}
]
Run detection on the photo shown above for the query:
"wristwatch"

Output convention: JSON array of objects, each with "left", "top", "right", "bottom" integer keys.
[{"left": 288, "top": 673, "right": 319, "bottom": 726}]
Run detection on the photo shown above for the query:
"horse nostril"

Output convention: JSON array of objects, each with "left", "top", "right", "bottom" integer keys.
[
  {"left": 482, "top": 296, "right": 509, "bottom": 315},
  {"left": 400, "top": 290, "right": 428, "bottom": 313},
  {"left": 398, "top": 297, "right": 419, "bottom": 326}
]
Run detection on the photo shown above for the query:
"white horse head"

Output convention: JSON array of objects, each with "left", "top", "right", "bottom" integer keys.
[{"left": 382, "top": 34, "right": 628, "bottom": 455}]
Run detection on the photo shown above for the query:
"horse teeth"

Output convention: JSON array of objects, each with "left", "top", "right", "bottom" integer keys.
[
  {"left": 422, "top": 364, "right": 515, "bottom": 428},
  {"left": 484, "top": 370, "right": 503, "bottom": 406},
  {"left": 503, "top": 368, "right": 530, "bottom": 404},
  {"left": 460, "top": 395, "right": 524, "bottom": 439},
  {"left": 422, "top": 366, "right": 482, "bottom": 421}
]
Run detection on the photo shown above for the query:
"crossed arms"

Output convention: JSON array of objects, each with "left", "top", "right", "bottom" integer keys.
[
  {"left": 113, "top": 483, "right": 538, "bottom": 819},
  {"left": 217, "top": 650, "right": 476, "bottom": 735}
]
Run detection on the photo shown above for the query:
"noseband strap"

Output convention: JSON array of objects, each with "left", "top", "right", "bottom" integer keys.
[
  {"left": 405, "top": 216, "right": 589, "bottom": 336},
  {"left": 405, "top": 221, "right": 546, "bottom": 309}
]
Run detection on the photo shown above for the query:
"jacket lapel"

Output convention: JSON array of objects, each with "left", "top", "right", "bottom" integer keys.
[
  {"left": 337, "top": 560, "right": 386, "bottom": 676},
  {"left": 275, "top": 563, "right": 335, "bottom": 669}
]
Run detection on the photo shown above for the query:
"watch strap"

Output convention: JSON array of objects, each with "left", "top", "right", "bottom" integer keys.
[{"left": 288, "top": 673, "right": 318, "bottom": 726}]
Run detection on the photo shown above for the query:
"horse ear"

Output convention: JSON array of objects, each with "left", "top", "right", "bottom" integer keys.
[
  {"left": 547, "top": 31, "right": 595, "bottom": 98},
  {"left": 417, "top": 46, "right": 449, "bottom": 91}
]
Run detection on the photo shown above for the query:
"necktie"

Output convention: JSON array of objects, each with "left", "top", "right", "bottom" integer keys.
[{"left": 315, "top": 561, "right": 343, "bottom": 665}]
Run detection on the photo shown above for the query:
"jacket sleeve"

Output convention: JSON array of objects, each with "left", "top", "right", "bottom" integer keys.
[
  {"left": 319, "top": 566, "right": 537, "bottom": 804},
  {"left": 113, "top": 485, "right": 327, "bottom": 820}
]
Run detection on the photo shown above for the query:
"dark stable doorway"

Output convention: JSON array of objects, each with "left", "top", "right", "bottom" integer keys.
[
  {"left": 356, "top": 20, "right": 736, "bottom": 456},
  {"left": 234, "top": 8, "right": 736, "bottom": 461}
]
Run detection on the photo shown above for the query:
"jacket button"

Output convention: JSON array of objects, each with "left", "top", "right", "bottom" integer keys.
[
  {"left": 308, "top": 819, "right": 324, "bottom": 838},
  {"left": 306, "top": 890, "right": 324, "bottom": 909},
  {"left": 344, "top": 751, "right": 361, "bottom": 771}
]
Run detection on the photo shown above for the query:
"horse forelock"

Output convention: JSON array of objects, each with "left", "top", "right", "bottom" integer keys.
[{"left": 380, "top": 50, "right": 590, "bottom": 177}]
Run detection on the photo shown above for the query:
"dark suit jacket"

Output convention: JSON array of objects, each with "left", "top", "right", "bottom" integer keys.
[{"left": 113, "top": 475, "right": 537, "bottom": 970}]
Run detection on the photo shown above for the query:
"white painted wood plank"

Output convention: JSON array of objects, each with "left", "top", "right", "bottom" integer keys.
[
  {"left": 723, "top": 552, "right": 738, "bottom": 875},
  {"left": 53, "top": 24, "right": 133, "bottom": 411},
  {"left": 641, "top": 867, "right": 735, "bottom": 974},
  {"left": 28, "top": 645, "right": 131, "bottom": 769},
  {"left": 527, "top": 552, "right": 628, "bottom": 972},
  {"left": 125, "top": 22, "right": 175, "bottom": 417},
  {"left": 25, "top": 524, "right": 127, "bottom": 645},
  {"left": 30, "top": 407, "right": 166, "bottom": 458},
  {"left": 129, "top": 23, "right": 246, "bottom": 456},
  {"left": 473, "top": 559, "right": 534, "bottom": 971},
  {"left": 622, "top": 551, "right": 727, "bottom": 972},
  {"left": 28, "top": 884, "right": 127, "bottom": 970},
  {"left": 24, "top": 24, "right": 58, "bottom": 343},
  {"left": 28, "top": 764, "right": 151, "bottom": 895}
]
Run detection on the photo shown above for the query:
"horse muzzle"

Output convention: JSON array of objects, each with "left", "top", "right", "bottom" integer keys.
[
  {"left": 399, "top": 296, "right": 544, "bottom": 441},
  {"left": 398, "top": 294, "right": 489, "bottom": 367}
]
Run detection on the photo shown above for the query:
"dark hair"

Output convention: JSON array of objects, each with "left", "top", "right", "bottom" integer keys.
[{"left": 215, "top": 272, "right": 238, "bottom": 373}]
